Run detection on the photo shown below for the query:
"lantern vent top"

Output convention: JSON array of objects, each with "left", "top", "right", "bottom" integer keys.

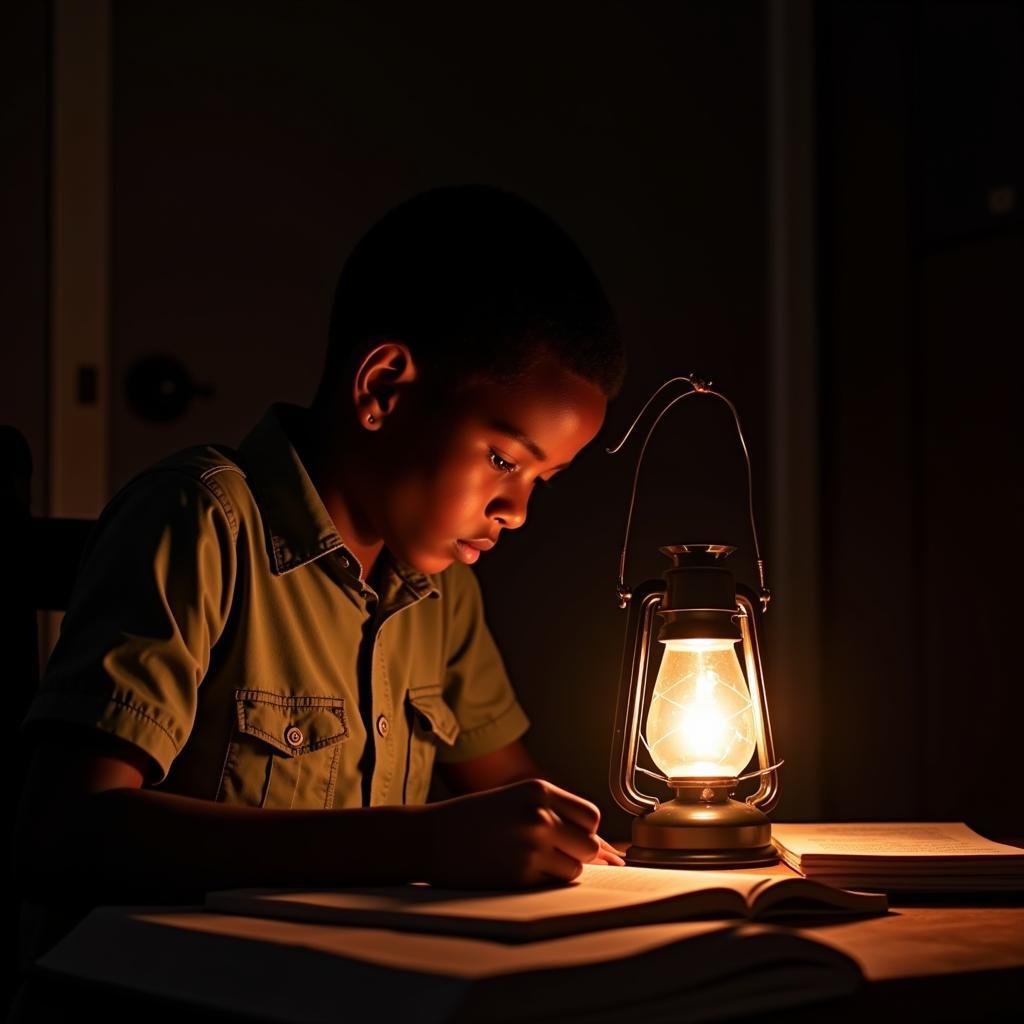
[{"left": 658, "top": 543, "right": 737, "bottom": 568}]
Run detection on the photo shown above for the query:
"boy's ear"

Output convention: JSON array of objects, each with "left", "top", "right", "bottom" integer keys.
[{"left": 352, "top": 341, "right": 418, "bottom": 429}]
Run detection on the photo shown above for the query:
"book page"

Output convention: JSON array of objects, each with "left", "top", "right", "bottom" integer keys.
[
  {"left": 167, "top": 911, "right": 738, "bottom": 976},
  {"left": 772, "top": 822, "right": 1024, "bottom": 858},
  {"left": 572, "top": 864, "right": 772, "bottom": 901},
  {"left": 207, "top": 864, "right": 765, "bottom": 927}
]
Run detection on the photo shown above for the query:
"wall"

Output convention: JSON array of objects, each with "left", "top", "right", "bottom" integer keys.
[
  {"left": 2, "top": 4, "right": 49, "bottom": 517},
  {"left": 818, "top": 0, "right": 1023, "bottom": 835}
]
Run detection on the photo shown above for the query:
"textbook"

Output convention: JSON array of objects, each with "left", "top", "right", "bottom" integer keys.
[
  {"left": 204, "top": 862, "right": 887, "bottom": 941},
  {"left": 771, "top": 822, "right": 1024, "bottom": 892},
  {"left": 37, "top": 903, "right": 869, "bottom": 1023}
]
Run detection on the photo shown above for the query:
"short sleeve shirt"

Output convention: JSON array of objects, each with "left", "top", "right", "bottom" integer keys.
[{"left": 20, "top": 402, "right": 530, "bottom": 809}]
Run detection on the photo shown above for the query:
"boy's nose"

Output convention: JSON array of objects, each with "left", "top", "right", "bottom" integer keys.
[
  {"left": 492, "top": 506, "right": 526, "bottom": 529},
  {"left": 488, "top": 493, "right": 528, "bottom": 530},
  {"left": 494, "top": 511, "right": 524, "bottom": 530}
]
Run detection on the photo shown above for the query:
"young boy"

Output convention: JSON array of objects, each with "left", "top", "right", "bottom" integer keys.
[{"left": 13, "top": 185, "right": 627, "bottom": 967}]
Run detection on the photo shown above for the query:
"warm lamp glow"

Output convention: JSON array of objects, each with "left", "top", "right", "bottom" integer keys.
[{"left": 644, "top": 639, "right": 756, "bottom": 778}]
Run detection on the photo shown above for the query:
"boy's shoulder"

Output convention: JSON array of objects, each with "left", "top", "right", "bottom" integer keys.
[
  {"left": 110, "top": 442, "right": 254, "bottom": 542},
  {"left": 106, "top": 437, "right": 482, "bottom": 608},
  {"left": 145, "top": 441, "right": 248, "bottom": 490}
]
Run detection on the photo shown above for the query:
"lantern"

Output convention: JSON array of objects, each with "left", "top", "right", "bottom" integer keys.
[{"left": 607, "top": 376, "right": 782, "bottom": 868}]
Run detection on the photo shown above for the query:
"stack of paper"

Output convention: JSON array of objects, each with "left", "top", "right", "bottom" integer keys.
[{"left": 771, "top": 822, "right": 1024, "bottom": 892}]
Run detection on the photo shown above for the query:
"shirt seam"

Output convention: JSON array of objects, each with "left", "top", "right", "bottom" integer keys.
[
  {"left": 197, "top": 466, "right": 245, "bottom": 541},
  {"left": 122, "top": 464, "right": 244, "bottom": 543},
  {"left": 31, "top": 689, "right": 181, "bottom": 754}
]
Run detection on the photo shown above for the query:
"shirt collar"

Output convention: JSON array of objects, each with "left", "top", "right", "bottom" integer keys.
[{"left": 236, "top": 403, "right": 439, "bottom": 601}]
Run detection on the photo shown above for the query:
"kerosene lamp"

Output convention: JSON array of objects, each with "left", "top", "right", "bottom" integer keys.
[{"left": 607, "top": 375, "right": 782, "bottom": 868}]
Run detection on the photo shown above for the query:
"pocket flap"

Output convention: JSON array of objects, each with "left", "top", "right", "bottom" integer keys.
[
  {"left": 234, "top": 689, "right": 349, "bottom": 757},
  {"left": 406, "top": 685, "right": 460, "bottom": 747}
]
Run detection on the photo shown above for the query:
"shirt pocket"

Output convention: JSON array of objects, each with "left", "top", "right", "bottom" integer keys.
[
  {"left": 402, "top": 684, "right": 460, "bottom": 805},
  {"left": 216, "top": 689, "right": 349, "bottom": 809}
]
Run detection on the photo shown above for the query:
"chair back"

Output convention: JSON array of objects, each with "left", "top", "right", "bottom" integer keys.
[
  {"left": 1, "top": 425, "right": 95, "bottom": 1017},
  {"left": 1, "top": 425, "right": 95, "bottom": 705}
]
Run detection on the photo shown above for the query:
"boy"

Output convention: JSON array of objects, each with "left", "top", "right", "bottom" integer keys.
[{"left": 13, "top": 185, "right": 627, "bottom": 968}]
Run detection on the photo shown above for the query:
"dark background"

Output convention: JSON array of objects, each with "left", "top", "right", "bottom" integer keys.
[{"left": 3, "top": 0, "right": 1022, "bottom": 847}]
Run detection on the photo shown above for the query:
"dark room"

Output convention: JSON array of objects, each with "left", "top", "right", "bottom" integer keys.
[{"left": 2, "top": 1, "right": 1022, "bottom": 1020}]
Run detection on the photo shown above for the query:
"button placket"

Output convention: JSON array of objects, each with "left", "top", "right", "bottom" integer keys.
[
  {"left": 368, "top": 618, "right": 396, "bottom": 805},
  {"left": 365, "top": 574, "right": 432, "bottom": 805}
]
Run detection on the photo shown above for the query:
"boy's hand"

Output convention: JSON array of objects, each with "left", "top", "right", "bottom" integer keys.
[
  {"left": 421, "top": 777, "right": 603, "bottom": 888},
  {"left": 591, "top": 835, "right": 626, "bottom": 866}
]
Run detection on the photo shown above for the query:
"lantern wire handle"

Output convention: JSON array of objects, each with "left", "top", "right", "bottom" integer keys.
[{"left": 606, "top": 374, "right": 772, "bottom": 613}]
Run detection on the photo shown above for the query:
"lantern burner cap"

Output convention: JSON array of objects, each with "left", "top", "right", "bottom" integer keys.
[
  {"left": 659, "top": 543, "right": 737, "bottom": 565},
  {"left": 669, "top": 777, "right": 738, "bottom": 802}
]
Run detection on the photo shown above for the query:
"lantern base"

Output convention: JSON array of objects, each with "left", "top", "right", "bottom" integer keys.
[
  {"left": 624, "top": 795, "right": 779, "bottom": 869},
  {"left": 625, "top": 845, "right": 779, "bottom": 869}
]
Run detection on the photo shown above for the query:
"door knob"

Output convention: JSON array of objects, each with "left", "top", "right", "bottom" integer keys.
[{"left": 125, "top": 354, "right": 215, "bottom": 423}]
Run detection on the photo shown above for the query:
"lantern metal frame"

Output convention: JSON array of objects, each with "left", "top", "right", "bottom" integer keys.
[{"left": 606, "top": 375, "right": 783, "bottom": 869}]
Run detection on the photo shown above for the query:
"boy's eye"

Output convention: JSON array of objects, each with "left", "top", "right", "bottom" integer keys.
[
  {"left": 488, "top": 450, "right": 517, "bottom": 474},
  {"left": 488, "top": 449, "right": 555, "bottom": 489}
]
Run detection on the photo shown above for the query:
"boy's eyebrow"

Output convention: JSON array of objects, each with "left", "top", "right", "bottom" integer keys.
[{"left": 488, "top": 418, "right": 571, "bottom": 470}]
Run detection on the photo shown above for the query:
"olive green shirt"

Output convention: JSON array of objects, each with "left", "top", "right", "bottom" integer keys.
[{"left": 21, "top": 402, "right": 530, "bottom": 810}]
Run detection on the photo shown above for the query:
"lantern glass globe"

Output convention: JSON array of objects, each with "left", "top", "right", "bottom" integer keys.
[{"left": 644, "top": 639, "right": 757, "bottom": 779}]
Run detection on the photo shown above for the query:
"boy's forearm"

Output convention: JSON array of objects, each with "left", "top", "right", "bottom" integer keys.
[
  {"left": 438, "top": 738, "right": 541, "bottom": 794},
  {"left": 19, "top": 787, "right": 430, "bottom": 905}
]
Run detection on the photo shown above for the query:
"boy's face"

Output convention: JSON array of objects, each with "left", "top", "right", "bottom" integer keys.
[{"left": 375, "top": 350, "right": 608, "bottom": 576}]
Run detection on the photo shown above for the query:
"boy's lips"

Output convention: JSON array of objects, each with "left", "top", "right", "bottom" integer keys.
[
  {"left": 460, "top": 538, "right": 495, "bottom": 551},
  {"left": 453, "top": 538, "right": 495, "bottom": 565}
]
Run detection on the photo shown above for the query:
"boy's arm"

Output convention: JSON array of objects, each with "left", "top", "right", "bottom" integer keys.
[
  {"left": 437, "top": 739, "right": 625, "bottom": 865},
  {"left": 14, "top": 726, "right": 603, "bottom": 903},
  {"left": 436, "top": 737, "right": 540, "bottom": 792},
  {"left": 13, "top": 725, "right": 422, "bottom": 903}
]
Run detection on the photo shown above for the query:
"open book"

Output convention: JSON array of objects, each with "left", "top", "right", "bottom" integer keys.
[
  {"left": 204, "top": 862, "right": 887, "bottom": 942},
  {"left": 771, "top": 822, "right": 1024, "bottom": 892},
  {"left": 38, "top": 904, "right": 868, "bottom": 1023}
]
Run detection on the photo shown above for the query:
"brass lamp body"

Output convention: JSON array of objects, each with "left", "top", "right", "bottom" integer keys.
[{"left": 609, "top": 544, "right": 780, "bottom": 868}]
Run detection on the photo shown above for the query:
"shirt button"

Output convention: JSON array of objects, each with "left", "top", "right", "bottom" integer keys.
[
  {"left": 376, "top": 714, "right": 390, "bottom": 738},
  {"left": 338, "top": 555, "right": 350, "bottom": 568},
  {"left": 285, "top": 725, "right": 304, "bottom": 748}
]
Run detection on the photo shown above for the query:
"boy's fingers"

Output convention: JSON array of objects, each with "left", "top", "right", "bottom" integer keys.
[
  {"left": 538, "top": 846, "right": 585, "bottom": 884},
  {"left": 549, "top": 817, "right": 601, "bottom": 864},
  {"left": 540, "top": 782, "right": 601, "bottom": 834},
  {"left": 594, "top": 836, "right": 626, "bottom": 865},
  {"left": 597, "top": 835, "right": 624, "bottom": 856}
]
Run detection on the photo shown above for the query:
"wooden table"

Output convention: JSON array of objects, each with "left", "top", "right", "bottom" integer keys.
[{"left": 10, "top": 861, "right": 1024, "bottom": 1023}]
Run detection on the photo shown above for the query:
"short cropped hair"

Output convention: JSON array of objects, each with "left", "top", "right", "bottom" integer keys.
[{"left": 318, "top": 185, "right": 625, "bottom": 403}]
